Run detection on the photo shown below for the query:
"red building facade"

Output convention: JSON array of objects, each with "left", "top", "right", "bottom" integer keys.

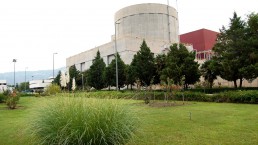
[{"left": 180, "top": 28, "right": 219, "bottom": 60}]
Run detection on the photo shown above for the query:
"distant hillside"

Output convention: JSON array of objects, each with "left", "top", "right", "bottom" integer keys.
[{"left": 0, "top": 67, "right": 65, "bottom": 85}]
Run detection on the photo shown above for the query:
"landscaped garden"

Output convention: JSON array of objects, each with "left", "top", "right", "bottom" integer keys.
[{"left": 0, "top": 91, "right": 257, "bottom": 145}]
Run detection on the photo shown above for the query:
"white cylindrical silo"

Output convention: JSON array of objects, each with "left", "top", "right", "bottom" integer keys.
[{"left": 114, "top": 3, "right": 179, "bottom": 44}]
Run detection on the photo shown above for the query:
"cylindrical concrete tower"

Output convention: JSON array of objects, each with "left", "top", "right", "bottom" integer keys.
[{"left": 114, "top": 3, "right": 179, "bottom": 44}]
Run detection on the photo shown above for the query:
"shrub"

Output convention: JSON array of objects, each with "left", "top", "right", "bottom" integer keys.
[
  {"left": 214, "top": 91, "right": 258, "bottom": 104},
  {"left": 44, "top": 84, "right": 61, "bottom": 96},
  {"left": 30, "top": 97, "right": 139, "bottom": 145},
  {"left": 174, "top": 91, "right": 207, "bottom": 102},
  {"left": 188, "top": 87, "right": 258, "bottom": 94},
  {"left": 75, "top": 90, "right": 258, "bottom": 104},
  {"left": 6, "top": 90, "right": 20, "bottom": 109},
  {"left": 0, "top": 93, "right": 5, "bottom": 103}
]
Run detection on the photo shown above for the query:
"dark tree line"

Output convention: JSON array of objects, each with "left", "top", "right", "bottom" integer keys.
[{"left": 56, "top": 40, "right": 200, "bottom": 90}]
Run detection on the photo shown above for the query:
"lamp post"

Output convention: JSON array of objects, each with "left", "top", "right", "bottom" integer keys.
[
  {"left": 82, "top": 73, "right": 84, "bottom": 91},
  {"left": 13, "top": 59, "right": 17, "bottom": 88},
  {"left": 53, "top": 53, "right": 58, "bottom": 79},
  {"left": 115, "top": 22, "right": 120, "bottom": 91},
  {"left": 25, "top": 67, "right": 28, "bottom": 91}
]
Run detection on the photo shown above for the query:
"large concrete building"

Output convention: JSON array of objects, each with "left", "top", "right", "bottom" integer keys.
[{"left": 66, "top": 3, "right": 179, "bottom": 71}]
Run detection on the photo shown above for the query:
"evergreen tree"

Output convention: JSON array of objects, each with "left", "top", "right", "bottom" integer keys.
[
  {"left": 105, "top": 53, "right": 126, "bottom": 90},
  {"left": 88, "top": 50, "right": 106, "bottom": 90},
  {"left": 161, "top": 43, "right": 200, "bottom": 89},
  {"left": 131, "top": 40, "right": 155, "bottom": 86},
  {"left": 125, "top": 64, "right": 136, "bottom": 90},
  {"left": 240, "top": 13, "right": 258, "bottom": 82},
  {"left": 213, "top": 12, "right": 252, "bottom": 88},
  {"left": 104, "top": 64, "right": 114, "bottom": 90},
  {"left": 154, "top": 54, "right": 166, "bottom": 84},
  {"left": 68, "top": 65, "right": 80, "bottom": 90},
  {"left": 53, "top": 70, "right": 61, "bottom": 86}
]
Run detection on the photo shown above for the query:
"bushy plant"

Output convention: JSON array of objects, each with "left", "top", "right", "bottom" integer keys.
[
  {"left": 44, "top": 84, "right": 61, "bottom": 96},
  {"left": 188, "top": 87, "right": 258, "bottom": 94},
  {"left": 0, "top": 93, "right": 5, "bottom": 103},
  {"left": 214, "top": 91, "right": 258, "bottom": 104},
  {"left": 6, "top": 90, "right": 20, "bottom": 109},
  {"left": 0, "top": 90, "right": 12, "bottom": 103},
  {"left": 30, "top": 97, "right": 139, "bottom": 145},
  {"left": 174, "top": 91, "right": 207, "bottom": 102}
]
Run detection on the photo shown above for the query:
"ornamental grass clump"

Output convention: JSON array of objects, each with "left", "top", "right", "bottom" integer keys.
[{"left": 30, "top": 97, "right": 139, "bottom": 145}]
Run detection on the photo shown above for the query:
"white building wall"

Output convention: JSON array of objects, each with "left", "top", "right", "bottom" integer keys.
[
  {"left": 29, "top": 79, "right": 53, "bottom": 89},
  {"left": 0, "top": 80, "right": 7, "bottom": 92}
]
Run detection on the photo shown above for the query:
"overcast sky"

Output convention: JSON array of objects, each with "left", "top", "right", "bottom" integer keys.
[{"left": 0, "top": 0, "right": 257, "bottom": 73}]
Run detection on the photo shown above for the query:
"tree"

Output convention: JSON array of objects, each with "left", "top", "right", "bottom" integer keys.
[
  {"left": 104, "top": 64, "right": 114, "bottom": 90},
  {"left": 154, "top": 54, "right": 166, "bottom": 84},
  {"left": 161, "top": 43, "right": 200, "bottom": 89},
  {"left": 125, "top": 64, "right": 136, "bottom": 90},
  {"left": 18, "top": 82, "right": 29, "bottom": 92},
  {"left": 72, "top": 78, "right": 76, "bottom": 91},
  {"left": 240, "top": 13, "right": 258, "bottom": 82},
  {"left": 200, "top": 60, "right": 220, "bottom": 88},
  {"left": 60, "top": 71, "right": 67, "bottom": 89},
  {"left": 88, "top": 50, "right": 106, "bottom": 90},
  {"left": 53, "top": 71, "right": 61, "bottom": 86},
  {"left": 68, "top": 65, "right": 80, "bottom": 90},
  {"left": 105, "top": 53, "right": 126, "bottom": 90},
  {"left": 213, "top": 12, "right": 253, "bottom": 88},
  {"left": 131, "top": 40, "right": 155, "bottom": 86}
]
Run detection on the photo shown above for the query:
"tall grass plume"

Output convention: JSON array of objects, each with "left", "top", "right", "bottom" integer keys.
[{"left": 29, "top": 97, "right": 139, "bottom": 145}]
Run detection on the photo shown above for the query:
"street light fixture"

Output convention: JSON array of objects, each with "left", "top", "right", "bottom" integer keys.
[
  {"left": 53, "top": 53, "right": 58, "bottom": 79},
  {"left": 13, "top": 59, "right": 17, "bottom": 88},
  {"left": 115, "top": 21, "right": 120, "bottom": 91}
]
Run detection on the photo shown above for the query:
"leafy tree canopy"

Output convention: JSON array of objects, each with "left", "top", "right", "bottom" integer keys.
[{"left": 161, "top": 43, "right": 200, "bottom": 89}]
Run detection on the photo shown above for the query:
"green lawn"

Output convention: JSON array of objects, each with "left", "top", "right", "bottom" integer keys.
[{"left": 0, "top": 96, "right": 257, "bottom": 145}]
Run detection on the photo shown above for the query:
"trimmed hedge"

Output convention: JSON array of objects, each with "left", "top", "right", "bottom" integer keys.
[
  {"left": 213, "top": 91, "right": 258, "bottom": 104},
  {"left": 188, "top": 87, "right": 258, "bottom": 94},
  {"left": 72, "top": 90, "right": 258, "bottom": 104},
  {"left": 168, "top": 91, "right": 258, "bottom": 104},
  {"left": 77, "top": 90, "right": 258, "bottom": 104}
]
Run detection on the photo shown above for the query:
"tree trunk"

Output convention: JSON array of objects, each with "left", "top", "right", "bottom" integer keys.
[
  {"left": 184, "top": 83, "right": 188, "bottom": 90},
  {"left": 233, "top": 80, "right": 238, "bottom": 88},
  {"left": 239, "top": 78, "right": 243, "bottom": 88},
  {"left": 209, "top": 81, "right": 213, "bottom": 89}
]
